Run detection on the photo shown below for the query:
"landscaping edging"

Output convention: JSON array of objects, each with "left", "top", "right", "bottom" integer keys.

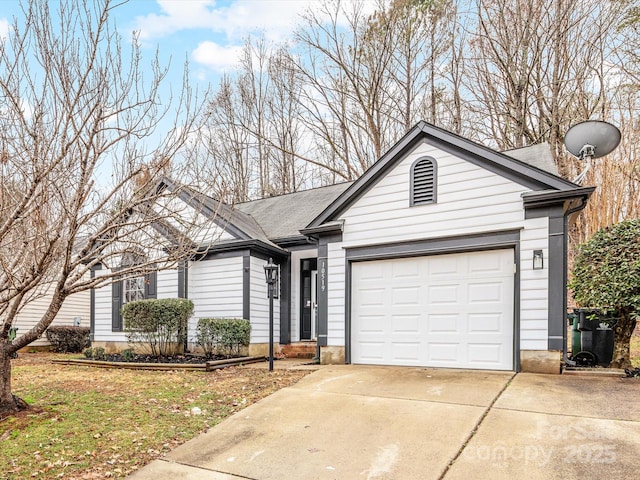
[{"left": 51, "top": 355, "right": 266, "bottom": 371}]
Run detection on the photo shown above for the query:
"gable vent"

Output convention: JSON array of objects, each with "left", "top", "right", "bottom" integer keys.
[{"left": 411, "top": 157, "right": 437, "bottom": 206}]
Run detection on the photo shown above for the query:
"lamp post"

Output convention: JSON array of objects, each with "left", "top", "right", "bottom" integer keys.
[{"left": 264, "top": 257, "right": 278, "bottom": 372}]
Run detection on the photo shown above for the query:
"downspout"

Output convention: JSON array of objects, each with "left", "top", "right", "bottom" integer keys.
[{"left": 562, "top": 196, "right": 589, "bottom": 367}]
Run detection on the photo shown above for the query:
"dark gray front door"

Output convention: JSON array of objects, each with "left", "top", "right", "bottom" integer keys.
[{"left": 300, "top": 258, "right": 317, "bottom": 340}]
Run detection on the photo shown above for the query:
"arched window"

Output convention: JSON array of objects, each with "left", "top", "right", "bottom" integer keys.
[{"left": 411, "top": 156, "right": 437, "bottom": 206}]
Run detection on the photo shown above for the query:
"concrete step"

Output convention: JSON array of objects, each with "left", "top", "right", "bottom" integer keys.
[{"left": 281, "top": 342, "right": 317, "bottom": 359}]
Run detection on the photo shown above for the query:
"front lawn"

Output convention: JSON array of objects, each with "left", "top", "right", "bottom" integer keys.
[{"left": 1, "top": 353, "right": 311, "bottom": 479}]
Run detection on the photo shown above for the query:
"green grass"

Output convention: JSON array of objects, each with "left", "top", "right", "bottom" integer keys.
[{"left": 1, "top": 353, "right": 310, "bottom": 479}]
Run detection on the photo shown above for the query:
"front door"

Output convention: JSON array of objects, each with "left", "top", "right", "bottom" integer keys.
[
  {"left": 300, "top": 259, "right": 318, "bottom": 340},
  {"left": 310, "top": 270, "right": 318, "bottom": 339}
]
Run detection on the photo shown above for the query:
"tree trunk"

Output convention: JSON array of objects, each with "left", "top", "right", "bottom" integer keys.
[
  {"left": 611, "top": 314, "right": 637, "bottom": 369},
  {"left": 0, "top": 341, "right": 27, "bottom": 418}
]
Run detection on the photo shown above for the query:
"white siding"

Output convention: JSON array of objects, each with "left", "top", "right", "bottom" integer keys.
[
  {"left": 189, "top": 257, "right": 244, "bottom": 317},
  {"left": 188, "top": 257, "right": 244, "bottom": 340},
  {"left": 519, "top": 217, "right": 550, "bottom": 350},
  {"left": 327, "top": 243, "right": 346, "bottom": 347},
  {"left": 249, "top": 256, "right": 280, "bottom": 343},
  {"left": 290, "top": 248, "right": 318, "bottom": 341},
  {"left": 13, "top": 285, "right": 91, "bottom": 346},
  {"left": 330, "top": 140, "right": 552, "bottom": 353},
  {"left": 341, "top": 141, "right": 527, "bottom": 246},
  {"left": 157, "top": 268, "right": 178, "bottom": 299}
]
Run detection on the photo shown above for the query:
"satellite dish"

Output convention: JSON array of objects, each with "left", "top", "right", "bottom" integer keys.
[{"left": 564, "top": 120, "right": 621, "bottom": 160}]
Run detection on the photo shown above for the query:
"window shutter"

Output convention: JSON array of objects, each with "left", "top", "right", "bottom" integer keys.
[
  {"left": 112, "top": 280, "right": 123, "bottom": 332},
  {"left": 145, "top": 270, "right": 157, "bottom": 299},
  {"left": 411, "top": 157, "right": 437, "bottom": 205}
]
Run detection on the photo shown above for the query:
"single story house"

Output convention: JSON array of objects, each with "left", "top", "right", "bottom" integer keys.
[{"left": 91, "top": 121, "right": 592, "bottom": 373}]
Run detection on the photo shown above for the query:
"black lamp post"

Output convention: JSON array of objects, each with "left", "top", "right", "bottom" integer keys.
[{"left": 264, "top": 257, "right": 278, "bottom": 371}]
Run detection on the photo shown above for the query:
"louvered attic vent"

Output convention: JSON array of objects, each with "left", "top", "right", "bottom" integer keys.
[{"left": 411, "top": 157, "right": 437, "bottom": 206}]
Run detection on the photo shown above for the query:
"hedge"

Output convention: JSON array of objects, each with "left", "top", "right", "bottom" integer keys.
[
  {"left": 45, "top": 326, "right": 91, "bottom": 353},
  {"left": 196, "top": 318, "right": 251, "bottom": 357},
  {"left": 122, "top": 298, "right": 194, "bottom": 356}
]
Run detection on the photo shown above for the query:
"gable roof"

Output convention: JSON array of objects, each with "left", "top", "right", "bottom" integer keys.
[{"left": 306, "top": 121, "right": 582, "bottom": 229}]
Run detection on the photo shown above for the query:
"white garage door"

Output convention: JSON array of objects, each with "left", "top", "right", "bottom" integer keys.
[{"left": 351, "top": 249, "right": 514, "bottom": 370}]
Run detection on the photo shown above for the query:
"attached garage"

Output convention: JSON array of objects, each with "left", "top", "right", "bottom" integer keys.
[{"left": 350, "top": 249, "right": 515, "bottom": 370}]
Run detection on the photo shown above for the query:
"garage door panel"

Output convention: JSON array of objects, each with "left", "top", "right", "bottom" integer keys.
[
  {"left": 468, "top": 313, "right": 503, "bottom": 333},
  {"left": 428, "top": 343, "right": 460, "bottom": 363},
  {"left": 356, "top": 287, "right": 387, "bottom": 307},
  {"left": 429, "top": 256, "right": 460, "bottom": 276},
  {"left": 351, "top": 249, "right": 514, "bottom": 371},
  {"left": 392, "top": 286, "right": 420, "bottom": 305},
  {"left": 391, "top": 342, "right": 421, "bottom": 362},
  {"left": 358, "top": 342, "right": 387, "bottom": 361},
  {"left": 392, "top": 260, "right": 420, "bottom": 278},
  {"left": 428, "top": 314, "right": 461, "bottom": 333},
  {"left": 428, "top": 284, "right": 460, "bottom": 304},
  {"left": 391, "top": 314, "right": 421, "bottom": 333},
  {"left": 468, "top": 282, "right": 504, "bottom": 303},
  {"left": 467, "top": 343, "right": 506, "bottom": 366}
]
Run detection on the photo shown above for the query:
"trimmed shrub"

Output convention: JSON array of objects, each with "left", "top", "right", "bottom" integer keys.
[
  {"left": 121, "top": 347, "right": 136, "bottom": 362},
  {"left": 45, "top": 326, "right": 90, "bottom": 353},
  {"left": 122, "top": 298, "right": 194, "bottom": 356},
  {"left": 83, "top": 346, "right": 105, "bottom": 360},
  {"left": 196, "top": 318, "right": 251, "bottom": 357}
]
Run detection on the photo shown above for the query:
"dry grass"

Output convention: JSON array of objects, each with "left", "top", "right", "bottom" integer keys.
[{"left": 1, "top": 353, "right": 311, "bottom": 479}]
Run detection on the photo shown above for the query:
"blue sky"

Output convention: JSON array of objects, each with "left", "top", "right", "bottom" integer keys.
[{"left": 0, "top": 0, "right": 331, "bottom": 93}]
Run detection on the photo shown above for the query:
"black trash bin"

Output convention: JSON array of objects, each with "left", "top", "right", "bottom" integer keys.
[
  {"left": 571, "top": 308, "right": 615, "bottom": 367},
  {"left": 592, "top": 328, "right": 614, "bottom": 367}
]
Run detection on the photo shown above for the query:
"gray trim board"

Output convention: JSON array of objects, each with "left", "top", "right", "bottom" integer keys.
[
  {"left": 199, "top": 249, "right": 247, "bottom": 261},
  {"left": 200, "top": 239, "right": 287, "bottom": 260},
  {"left": 344, "top": 256, "right": 352, "bottom": 364},
  {"left": 344, "top": 230, "right": 521, "bottom": 371},
  {"left": 274, "top": 236, "right": 316, "bottom": 248},
  {"left": 279, "top": 255, "right": 291, "bottom": 345},
  {"left": 524, "top": 205, "right": 565, "bottom": 220},
  {"left": 243, "top": 255, "right": 251, "bottom": 321},
  {"left": 177, "top": 261, "right": 188, "bottom": 298},
  {"left": 522, "top": 187, "right": 595, "bottom": 209},
  {"left": 317, "top": 241, "right": 329, "bottom": 348},
  {"left": 513, "top": 241, "right": 521, "bottom": 372},
  {"left": 300, "top": 221, "right": 344, "bottom": 238},
  {"left": 89, "top": 267, "right": 96, "bottom": 341},
  {"left": 346, "top": 229, "right": 521, "bottom": 261},
  {"left": 548, "top": 213, "right": 566, "bottom": 350}
]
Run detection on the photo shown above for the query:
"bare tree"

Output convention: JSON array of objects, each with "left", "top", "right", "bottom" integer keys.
[
  {"left": 465, "top": 0, "right": 624, "bottom": 172},
  {"left": 0, "top": 0, "right": 208, "bottom": 416}
]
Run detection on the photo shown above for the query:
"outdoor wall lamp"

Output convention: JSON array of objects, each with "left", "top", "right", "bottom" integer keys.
[
  {"left": 533, "top": 250, "right": 544, "bottom": 270},
  {"left": 264, "top": 258, "right": 279, "bottom": 371}
]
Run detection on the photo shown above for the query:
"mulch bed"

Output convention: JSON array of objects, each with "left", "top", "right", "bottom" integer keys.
[{"left": 99, "top": 353, "right": 226, "bottom": 364}]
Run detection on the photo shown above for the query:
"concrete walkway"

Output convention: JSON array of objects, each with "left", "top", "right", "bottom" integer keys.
[{"left": 128, "top": 366, "right": 640, "bottom": 480}]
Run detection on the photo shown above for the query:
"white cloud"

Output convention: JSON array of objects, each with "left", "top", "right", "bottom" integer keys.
[
  {"left": 0, "top": 18, "right": 10, "bottom": 39},
  {"left": 134, "top": 0, "right": 317, "bottom": 43},
  {"left": 192, "top": 41, "right": 243, "bottom": 72}
]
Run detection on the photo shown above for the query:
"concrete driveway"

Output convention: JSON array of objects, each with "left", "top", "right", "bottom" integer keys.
[{"left": 129, "top": 365, "right": 640, "bottom": 480}]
